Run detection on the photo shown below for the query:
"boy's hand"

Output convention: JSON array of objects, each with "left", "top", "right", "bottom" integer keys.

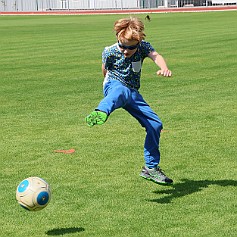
[{"left": 157, "top": 69, "right": 172, "bottom": 77}]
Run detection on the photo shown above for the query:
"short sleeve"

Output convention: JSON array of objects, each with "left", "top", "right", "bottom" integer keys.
[
  {"left": 140, "top": 41, "right": 155, "bottom": 57},
  {"left": 102, "top": 47, "right": 107, "bottom": 64},
  {"left": 102, "top": 47, "right": 113, "bottom": 70}
]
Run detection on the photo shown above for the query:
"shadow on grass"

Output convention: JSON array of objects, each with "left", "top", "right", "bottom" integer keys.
[
  {"left": 149, "top": 179, "right": 237, "bottom": 204},
  {"left": 46, "top": 227, "right": 85, "bottom": 235}
]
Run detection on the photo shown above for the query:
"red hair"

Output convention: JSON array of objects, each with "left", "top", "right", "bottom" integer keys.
[{"left": 114, "top": 17, "right": 146, "bottom": 42}]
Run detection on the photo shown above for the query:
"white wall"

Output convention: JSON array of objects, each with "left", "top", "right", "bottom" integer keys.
[
  {"left": 212, "top": 0, "right": 236, "bottom": 3},
  {"left": 0, "top": 0, "right": 140, "bottom": 11}
]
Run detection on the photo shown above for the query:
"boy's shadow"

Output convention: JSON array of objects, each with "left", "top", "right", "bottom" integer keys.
[
  {"left": 46, "top": 227, "right": 85, "bottom": 235},
  {"left": 149, "top": 179, "right": 237, "bottom": 204}
]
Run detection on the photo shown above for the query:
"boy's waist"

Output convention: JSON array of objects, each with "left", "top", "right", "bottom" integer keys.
[{"left": 106, "top": 72, "right": 140, "bottom": 90}]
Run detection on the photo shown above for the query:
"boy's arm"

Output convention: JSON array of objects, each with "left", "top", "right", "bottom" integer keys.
[
  {"left": 102, "top": 63, "right": 107, "bottom": 77},
  {"left": 148, "top": 51, "right": 172, "bottom": 77}
]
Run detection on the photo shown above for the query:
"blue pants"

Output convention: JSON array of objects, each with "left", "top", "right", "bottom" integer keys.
[{"left": 96, "top": 79, "right": 163, "bottom": 168}]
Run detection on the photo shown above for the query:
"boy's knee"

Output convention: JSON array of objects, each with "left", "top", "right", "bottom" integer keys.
[
  {"left": 154, "top": 121, "right": 163, "bottom": 132},
  {"left": 149, "top": 120, "right": 163, "bottom": 133}
]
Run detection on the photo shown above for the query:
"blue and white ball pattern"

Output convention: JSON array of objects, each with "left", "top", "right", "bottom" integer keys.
[{"left": 16, "top": 177, "right": 51, "bottom": 211}]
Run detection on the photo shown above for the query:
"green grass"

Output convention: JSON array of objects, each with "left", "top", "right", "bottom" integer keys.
[{"left": 0, "top": 11, "right": 237, "bottom": 237}]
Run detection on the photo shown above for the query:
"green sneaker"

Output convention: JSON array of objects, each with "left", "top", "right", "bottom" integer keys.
[
  {"left": 85, "top": 111, "right": 108, "bottom": 127},
  {"left": 140, "top": 166, "right": 173, "bottom": 185}
]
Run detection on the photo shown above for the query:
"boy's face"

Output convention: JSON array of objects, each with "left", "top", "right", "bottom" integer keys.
[{"left": 117, "top": 39, "right": 139, "bottom": 58}]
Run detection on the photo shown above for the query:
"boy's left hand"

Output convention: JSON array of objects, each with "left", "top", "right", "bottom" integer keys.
[{"left": 157, "top": 69, "right": 172, "bottom": 77}]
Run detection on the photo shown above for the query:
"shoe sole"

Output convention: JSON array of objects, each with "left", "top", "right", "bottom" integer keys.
[
  {"left": 85, "top": 114, "right": 106, "bottom": 127},
  {"left": 85, "top": 117, "right": 94, "bottom": 127},
  {"left": 140, "top": 174, "right": 173, "bottom": 186}
]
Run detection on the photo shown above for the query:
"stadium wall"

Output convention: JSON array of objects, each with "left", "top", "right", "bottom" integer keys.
[{"left": 0, "top": 0, "right": 236, "bottom": 12}]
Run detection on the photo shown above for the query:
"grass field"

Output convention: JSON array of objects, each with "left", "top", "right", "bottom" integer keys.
[{"left": 0, "top": 11, "right": 237, "bottom": 237}]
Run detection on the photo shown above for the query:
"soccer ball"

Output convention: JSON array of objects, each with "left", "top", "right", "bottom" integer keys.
[{"left": 16, "top": 177, "right": 51, "bottom": 211}]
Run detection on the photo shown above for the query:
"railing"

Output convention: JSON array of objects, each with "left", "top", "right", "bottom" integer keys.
[{"left": 0, "top": 0, "right": 236, "bottom": 12}]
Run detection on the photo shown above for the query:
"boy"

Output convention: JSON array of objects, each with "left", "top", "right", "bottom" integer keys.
[{"left": 86, "top": 17, "right": 173, "bottom": 185}]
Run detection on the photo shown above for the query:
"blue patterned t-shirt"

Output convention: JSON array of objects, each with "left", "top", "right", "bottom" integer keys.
[{"left": 102, "top": 41, "right": 155, "bottom": 90}]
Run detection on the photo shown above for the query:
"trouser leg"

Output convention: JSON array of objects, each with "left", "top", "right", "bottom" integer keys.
[
  {"left": 96, "top": 80, "right": 131, "bottom": 115},
  {"left": 124, "top": 91, "right": 163, "bottom": 168}
]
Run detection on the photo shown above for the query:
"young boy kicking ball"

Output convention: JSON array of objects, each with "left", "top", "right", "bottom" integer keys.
[{"left": 86, "top": 17, "right": 173, "bottom": 185}]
